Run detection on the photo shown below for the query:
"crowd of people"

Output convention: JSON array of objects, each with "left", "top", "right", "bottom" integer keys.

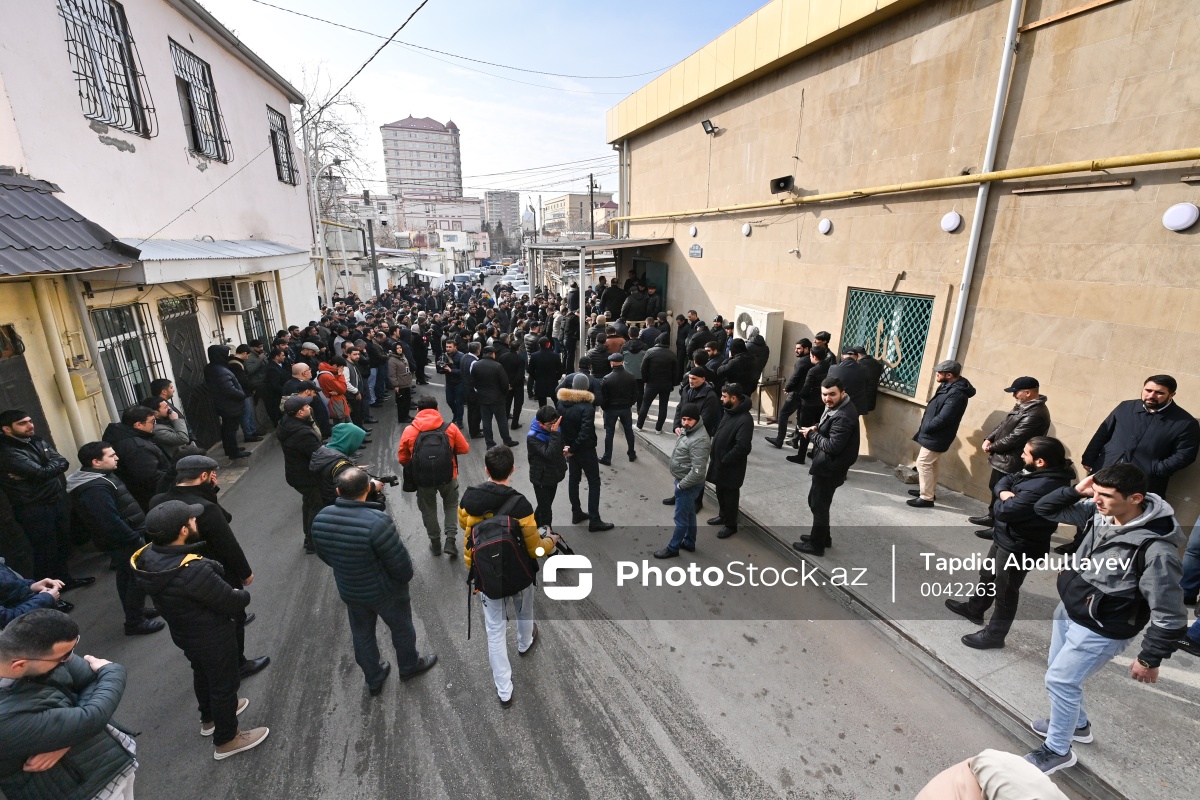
[{"left": 1, "top": 271, "right": 1198, "bottom": 795}]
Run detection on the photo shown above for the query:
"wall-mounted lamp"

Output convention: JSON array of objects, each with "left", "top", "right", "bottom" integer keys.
[
  {"left": 940, "top": 211, "right": 963, "bottom": 233},
  {"left": 701, "top": 119, "right": 716, "bottom": 135},
  {"left": 689, "top": 225, "right": 698, "bottom": 237},
  {"left": 742, "top": 223, "right": 752, "bottom": 237},
  {"left": 1162, "top": 202, "right": 1199, "bottom": 232},
  {"left": 817, "top": 218, "right": 833, "bottom": 235}
]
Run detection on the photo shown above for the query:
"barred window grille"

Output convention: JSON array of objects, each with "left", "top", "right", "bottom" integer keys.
[
  {"left": 169, "top": 39, "right": 231, "bottom": 162},
  {"left": 267, "top": 106, "right": 298, "bottom": 185},
  {"left": 57, "top": 0, "right": 156, "bottom": 137},
  {"left": 90, "top": 303, "right": 164, "bottom": 408},
  {"left": 839, "top": 289, "right": 934, "bottom": 398},
  {"left": 242, "top": 282, "right": 276, "bottom": 342}
]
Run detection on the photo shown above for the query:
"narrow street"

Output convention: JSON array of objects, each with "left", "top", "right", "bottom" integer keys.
[{"left": 63, "top": 391, "right": 1068, "bottom": 799}]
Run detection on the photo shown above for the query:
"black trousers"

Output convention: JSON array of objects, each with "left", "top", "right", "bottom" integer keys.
[
  {"left": 775, "top": 395, "right": 801, "bottom": 441},
  {"left": 480, "top": 402, "right": 509, "bottom": 447},
  {"left": 790, "top": 405, "right": 823, "bottom": 461},
  {"left": 110, "top": 545, "right": 147, "bottom": 625},
  {"left": 467, "top": 398, "right": 482, "bottom": 437},
  {"left": 966, "top": 542, "right": 1030, "bottom": 639},
  {"left": 12, "top": 502, "right": 72, "bottom": 581},
  {"left": 715, "top": 483, "right": 741, "bottom": 531},
  {"left": 568, "top": 450, "right": 601, "bottom": 521},
  {"left": 807, "top": 476, "right": 845, "bottom": 548},
  {"left": 638, "top": 383, "right": 673, "bottom": 431},
  {"left": 184, "top": 630, "right": 241, "bottom": 745},
  {"left": 507, "top": 385, "right": 524, "bottom": 426},
  {"left": 533, "top": 483, "right": 558, "bottom": 529},
  {"left": 218, "top": 412, "right": 241, "bottom": 457},
  {"left": 297, "top": 485, "right": 323, "bottom": 549},
  {"left": 395, "top": 388, "right": 412, "bottom": 422},
  {"left": 563, "top": 342, "right": 577, "bottom": 372},
  {"left": 602, "top": 407, "right": 635, "bottom": 460}
]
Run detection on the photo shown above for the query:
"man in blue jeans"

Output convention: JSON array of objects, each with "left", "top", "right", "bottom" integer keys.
[
  {"left": 1028, "top": 464, "right": 1188, "bottom": 774},
  {"left": 440, "top": 341, "right": 465, "bottom": 429},
  {"left": 654, "top": 403, "right": 711, "bottom": 558},
  {"left": 312, "top": 467, "right": 437, "bottom": 695}
]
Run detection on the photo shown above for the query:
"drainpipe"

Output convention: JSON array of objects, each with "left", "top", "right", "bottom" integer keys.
[
  {"left": 32, "top": 277, "right": 88, "bottom": 449},
  {"left": 946, "top": 0, "right": 1025, "bottom": 360},
  {"left": 66, "top": 275, "right": 119, "bottom": 421},
  {"left": 622, "top": 139, "right": 630, "bottom": 238}
]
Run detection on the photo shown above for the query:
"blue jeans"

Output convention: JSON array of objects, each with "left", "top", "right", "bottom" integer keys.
[
  {"left": 602, "top": 407, "right": 635, "bottom": 460},
  {"left": 1043, "top": 603, "right": 1132, "bottom": 755},
  {"left": 1181, "top": 516, "right": 1200, "bottom": 600},
  {"left": 668, "top": 483, "right": 704, "bottom": 551},
  {"left": 374, "top": 367, "right": 389, "bottom": 404},
  {"left": 445, "top": 383, "right": 464, "bottom": 428},
  {"left": 367, "top": 367, "right": 379, "bottom": 405},
  {"left": 345, "top": 592, "right": 420, "bottom": 689},
  {"left": 240, "top": 396, "right": 257, "bottom": 437}
]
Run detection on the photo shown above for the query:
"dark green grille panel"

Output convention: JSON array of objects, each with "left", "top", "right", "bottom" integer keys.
[{"left": 839, "top": 289, "right": 933, "bottom": 398}]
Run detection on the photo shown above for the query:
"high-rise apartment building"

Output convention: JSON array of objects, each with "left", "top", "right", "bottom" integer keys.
[
  {"left": 484, "top": 190, "right": 520, "bottom": 232},
  {"left": 380, "top": 116, "right": 463, "bottom": 198}
]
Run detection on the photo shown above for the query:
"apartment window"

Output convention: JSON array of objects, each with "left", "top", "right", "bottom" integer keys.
[
  {"left": 839, "top": 289, "right": 934, "bottom": 398},
  {"left": 90, "top": 303, "right": 164, "bottom": 408},
  {"left": 267, "top": 105, "right": 297, "bottom": 185},
  {"left": 57, "top": 0, "right": 156, "bottom": 136},
  {"left": 452, "top": 221, "right": 462, "bottom": 231},
  {"left": 242, "top": 282, "right": 276, "bottom": 343},
  {"left": 170, "top": 39, "right": 231, "bottom": 162}
]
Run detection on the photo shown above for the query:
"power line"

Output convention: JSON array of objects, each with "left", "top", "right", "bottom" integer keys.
[{"left": 247, "top": 0, "right": 669, "bottom": 80}]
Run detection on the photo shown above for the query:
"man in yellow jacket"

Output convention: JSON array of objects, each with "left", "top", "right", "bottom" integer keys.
[{"left": 460, "top": 445, "right": 558, "bottom": 707}]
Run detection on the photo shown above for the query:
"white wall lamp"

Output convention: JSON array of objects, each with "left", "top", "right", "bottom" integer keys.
[
  {"left": 817, "top": 218, "right": 833, "bottom": 235},
  {"left": 689, "top": 225, "right": 698, "bottom": 237},
  {"left": 1162, "top": 202, "right": 1199, "bottom": 232},
  {"left": 941, "top": 211, "right": 963, "bottom": 233},
  {"left": 741, "top": 223, "right": 752, "bottom": 237}
]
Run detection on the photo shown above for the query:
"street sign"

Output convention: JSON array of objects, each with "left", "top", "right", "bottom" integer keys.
[{"left": 689, "top": 244, "right": 703, "bottom": 258}]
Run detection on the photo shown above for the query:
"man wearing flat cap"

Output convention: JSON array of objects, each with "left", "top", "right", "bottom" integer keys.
[
  {"left": 150, "top": 455, "right": 269, "bottom": 679},
  {"left": 277, "top": 394, "right": 324, "bottom": 553},
  {"left": 967, "top": 377, "right": 1051, "bottom": 533},
  {"left": 599, "top": 351, "right": 638, "bottom": 466},
  {"left": 908, "top": 360, "right": 976, "bottom": 508},
  {"left": 131, "top": 501, "right": 270, "bottom": 761}
]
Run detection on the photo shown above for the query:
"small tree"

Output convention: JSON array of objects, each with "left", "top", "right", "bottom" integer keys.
[{"left": 300, "top": 63, "right": 372, "bottom": 224}]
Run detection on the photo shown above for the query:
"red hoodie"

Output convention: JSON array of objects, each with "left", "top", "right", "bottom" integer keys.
[{"left": 397, "top": 407, "right": 470, "bottom": 478}]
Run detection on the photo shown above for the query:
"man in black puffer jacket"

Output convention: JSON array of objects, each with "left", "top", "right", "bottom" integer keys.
[
  {"left": 638, "top": 333, "right": 677, "bottom": 433},
  {"left": 132, "top": 500, "right": 269, "bottom": 760},
  {"left": 205, "top": 344, "right": 249, "bottom": 460},
  {"left": 276, "top": 396, "right": 323, "bottom": 553},
  {"left": 599, "top": 353, "right": 638, "bottom": 466},
  {"left": 312, "top": 467, "right": 437, "bottom": 695},
  {"left": 909, "top": 360, "right": 976, "bottom": 509},
  {"left": 102, "top": 405, "right": 170, "bottom": 511},
  {"left": 946, "top": 437, "right": 1076, "bottom": 650},
  {"left": 526, "top": 406, "right": 568, "bottom": 531},
  {"left": 528, "top": 337, "right": 564, "bottom": 408},
  {"left": 715, "top": 339, "right": 756, "bottom": 397},
  {"left": 706, "top": 384, "right": 754, "bottom": 540},
  {"left": 66, "top": 442, "right": 163, "bottom": 636}
]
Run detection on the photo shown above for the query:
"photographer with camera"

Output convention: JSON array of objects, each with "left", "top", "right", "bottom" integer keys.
[{"left": 309, "top": 424, "right": 382, "bottom": 508}]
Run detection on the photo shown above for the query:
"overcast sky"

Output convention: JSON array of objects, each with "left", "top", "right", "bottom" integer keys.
[{"left": 199, "top": 0, "right": 760, "bottom": 210}]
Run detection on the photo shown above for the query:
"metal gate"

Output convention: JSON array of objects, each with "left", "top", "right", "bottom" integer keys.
[
  {"left": 0, "top": 325, "right": 54, "bottom": 447},
  {"left": 159, "top": 297, "right": 219, "bottom": 448}
]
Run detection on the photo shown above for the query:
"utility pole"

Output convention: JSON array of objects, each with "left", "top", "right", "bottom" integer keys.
[
  {"left": 364, "top": 189, "right": 381, "bottom": 299},
  {"left": 588, "top": 173, "right": 596, "bottom": 240}
]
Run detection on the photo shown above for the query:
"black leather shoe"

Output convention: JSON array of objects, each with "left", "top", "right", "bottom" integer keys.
[
  {"left": 368, "top": 661, "right": 391, "bottom": 696},
  {"left": 400, "top": 653, "right": 438, "bottom": 681},
  {"left": 706, "top": 516, "right": 724, "bottom": 526},
  {"left": 589, "top": 521, "right": 615, "bottom": 532},
  {"left": 499, "top": 690, "right": 514, "bottom": 708},
  {"left": 974, "top": 529, "right": 994, "bottom": 540},
  {"left": 785, "top": 454, "right": 806, "bottom": 464},
  {"left": 572, "top": 511, "right": 589, "bottom": 524},
  {"left": 653, "top": 547, "right": 679, "bottom": 559},
  {"left": 230, "top": 450, "right": 252, "bottom": 459},
  {"left": 967, "top": 515, "right": 994, "bottom": 527},
  {"left": 61, "top": 577, "right": 96, "bottom": 592},
  {"left": 239, "top": 656, "right": 270, "bottom": 678},
  {"left": 764, "top": 437, "right": 783, "bottom": 449},
  {"left": 908, "top": 489, "right": 921, "bottom": 496},
  {"left": 798, "top": 534, "right": 832, "bottom": 546},
  {"left": 125, "top": 618, "right": 165, "bottom": 636},
  {"left": 944, "top": 599, "right": 984, "bottom": 626},
  {"left": 503, "top": 440, "right": 519, "bottom": 447},
  {"left": 961, "top": 630, "right": 1005, "bottom": 650},
  {"left": 792, "top": 540, "right": 825, "bottom": 557},
  {"left": 662, "top": 497, "right": 676, "bottom": 505},
  {"left": 510, "top": 421, "right": 522, "bottom": 430},
  {"left": 716, "top": 527, "right": 737, "bottom": 539},
  {"left": 907, "top": 497, "right": 934, "bottom": 508},
  {"left": 628, "top": 453, "right": 637, "bottom": 462},
  {"left": 54, "top": 600, "right": 74, "bottom": 613},
  {"left": 242, "top": 613, "right": 255, "bottom": 626},
  {"left": 598, "top": 458, "right": 612, "bottom": 466}
]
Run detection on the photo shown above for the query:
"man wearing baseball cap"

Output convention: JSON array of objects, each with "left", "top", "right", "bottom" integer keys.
[
  {"left": 908, "top": 360, "right": 976, "bottom": 508},
  {"left": 968, "top": 377, "right": 1051, "bottom": 534},
  {"left": 132, "top": 501, "right": 270, "bottom": 761}
]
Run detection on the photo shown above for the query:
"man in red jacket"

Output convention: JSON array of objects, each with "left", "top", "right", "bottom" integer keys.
[{"left": 397, "top": 396, "right": 470, "bottom": 557}]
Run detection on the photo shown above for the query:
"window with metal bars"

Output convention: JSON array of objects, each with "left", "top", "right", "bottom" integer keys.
[
  {"left": 267, "top": 106, "right": 298, "bottom": 185},
  {"left": 90, "top": 303, "right": 164, "bottom": 409},
  {"left": 169, "top": 39, "right": 231, "bottom": 162},
  {"left": 839, "top": 289, "right": 934, "bottom": 398},
  {"left": 241, "top": 282, "right": 276, "bottom": 343},
  {"left": 57, "top": 0, "right": 156, "bottom": 137}
]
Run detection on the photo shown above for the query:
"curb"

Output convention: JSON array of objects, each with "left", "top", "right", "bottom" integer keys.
[{"left": 634, "top": 428, "right": 1125, "bottom": 800}]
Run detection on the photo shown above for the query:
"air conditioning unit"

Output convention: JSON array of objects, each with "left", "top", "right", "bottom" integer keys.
[
  {"left": 213, "top": 279, "right": 258, "bottom": 313},
  {"left": 734, "top": 304, "right": 784, "bottom": 381}
]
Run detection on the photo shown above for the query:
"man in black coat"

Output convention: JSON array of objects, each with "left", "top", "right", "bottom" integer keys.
[
  {"left": 645, "top": 285, "right": 664, "bottom": 320},
  {"left": 716, "top": 339, "right": 756, "bottom": 394},
  {"left": 132, "top": 501, "right": 269, "bottom": 759},
  {"left": 909, "top": 360, "right": 976, "bottom": 509},
  {"left": 260, "top": 347, "right": 290, "bottom": 427},
  {"left": 0, "top": 410, "right": 88, "bottom": 588},
  {"left": 792, "top": 377, "right": 860, "bottom": 557},
  {"left": 1081, "top": 374, "right": 1199, "bottom": 498},
  {"left": 674, "top": 315, "right": 691, "bottom": 380},
  {"left": 945, "top": 437, "right": 1075, "bottom": 650},
  {"left": 766, "top": 339, "right": 811, "bottom": 449},
  {"left": 150, "top": 455, "right": 268, "bottom": 679},
  {"left": 600, "top": 282, "right": 626, "bottom": 320},
  {"left": 787, "top": 346, "right": 831, "bottom": 462},
  {"left": 674, "top": 369, "right": 721, "bottom": 436},
  {"left": 599, "top": 353, "right": 639, "bottom": 465},
  {"left": 638, "top": 333, "right": 677, "bottom": 433},
  {"left": 828, "top": 348, "right": 869, "bottom": 416},
  {"left": 557, "top": 374, "right": 613, "bottom": 531},
  {"left": 205, "top": 344, "right": 250, "bottom": 459},
  {"left": 472, "top": 347, "right": 516, "bottom": 449},
  {"left": 528, "top": 337, "right": 564, "bottom": 408},
  {"left": 587, "top": 335, "right": 612, "bottom": 379},
  {"left": 102, "top": 405, "right": 171, "bottom": 512},
  {"left": 276, "top": 396, "right": 324, "bottom": 553},
  {"left": 706, "top": 384, "right": 753, "bottom": 539},
  {"left": 495, "top": 336, "right": 526, "bottom": 430},
  {"left": 853, "top": 346, "right": 884, "bottom": 413}
]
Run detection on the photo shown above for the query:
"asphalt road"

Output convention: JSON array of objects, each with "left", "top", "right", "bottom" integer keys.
[{"left": 60, "top": 386, "right": 1051, "bottom": 799}]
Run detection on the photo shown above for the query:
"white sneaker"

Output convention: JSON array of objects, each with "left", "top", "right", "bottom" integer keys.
[{"left": 201, "top": 697, "right": 249, "bottom": 736}]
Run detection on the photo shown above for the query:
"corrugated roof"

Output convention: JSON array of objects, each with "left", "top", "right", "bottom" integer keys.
[
  {"left": 0, "top": 174, "right": 140, "bottom": 277},
  {"left": 117, "top": 238, "right": 308, "bottom": 261}
]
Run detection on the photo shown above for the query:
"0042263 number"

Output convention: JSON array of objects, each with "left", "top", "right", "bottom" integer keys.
[{"left": 920, "top": 582, "right": 996, "bottom": 598}]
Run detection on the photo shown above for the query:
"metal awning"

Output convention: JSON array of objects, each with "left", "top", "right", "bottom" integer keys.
[
  {"left": 526, "top": 237, "right": 672, "bottom": 253},
  {"left": 116, "top": 238, "right": 307, "bottom": 260},
  {"left": 0, "top": 173, "right": 140, "bottom": 277}
]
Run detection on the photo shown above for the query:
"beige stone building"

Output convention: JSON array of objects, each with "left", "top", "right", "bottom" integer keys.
[{"left": 605, "top": 0, "right": 1200, "bottom": 522}]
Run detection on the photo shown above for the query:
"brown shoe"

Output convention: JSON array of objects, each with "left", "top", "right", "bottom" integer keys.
[
  {"left": 201, "top": 697, "right": 249, "bottom": 736},
  {"left": 213, "top": 727, "right": 270, "bottom": 760}
]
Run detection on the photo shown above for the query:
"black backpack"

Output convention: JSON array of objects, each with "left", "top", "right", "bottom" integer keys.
[
  {"left": 412, "top": 423, "right": 453, "bottom": 487},
  {"left": 468, "top": 495, "right": 536, "bottom": 600}
]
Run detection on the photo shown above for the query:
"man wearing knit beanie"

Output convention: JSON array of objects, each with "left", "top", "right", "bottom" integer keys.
[{"left": 654, "top": 402, "right": 711, "bottom": 558}]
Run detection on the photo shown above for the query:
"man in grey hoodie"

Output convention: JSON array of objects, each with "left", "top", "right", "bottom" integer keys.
[{"left": 1025, "top": 463, "right": 1188, "bottom": 774}]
